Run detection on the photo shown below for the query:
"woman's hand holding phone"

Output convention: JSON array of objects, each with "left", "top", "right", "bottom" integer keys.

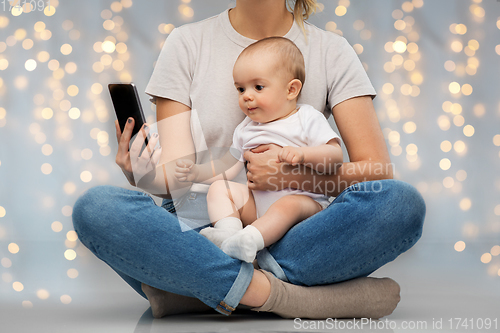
[{"left": 115, "top": 117, "right": 162, "bottom": 187}]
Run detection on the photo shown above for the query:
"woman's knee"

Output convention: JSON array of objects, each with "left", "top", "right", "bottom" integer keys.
[
  {"left": 72, "top": 185, "right": 125, "bottom": 238},
  {"left": 382, "top": 179, "right": 426, "bottom": 237}
]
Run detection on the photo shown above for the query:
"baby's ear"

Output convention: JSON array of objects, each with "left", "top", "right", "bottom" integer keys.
[{"left": 287, "top": 79, "right": 302, "bottom": 100}]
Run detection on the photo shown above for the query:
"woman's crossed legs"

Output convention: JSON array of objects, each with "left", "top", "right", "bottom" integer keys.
[{"left": 72, "top": 179, "right": 425, "bottom": 318}]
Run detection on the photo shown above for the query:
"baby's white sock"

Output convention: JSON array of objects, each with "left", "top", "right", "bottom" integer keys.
[
  {"left": 199, "top": 217, "right": 242, "bottom": 248},
  {"left": 221, "top": 225, "right": 265, "bottom": 263}
]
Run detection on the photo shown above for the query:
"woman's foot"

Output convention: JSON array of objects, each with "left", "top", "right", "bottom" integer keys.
[
  {"left": 141, "top": 283, "right": 212, "bottom": 318},
  {"left": 251, "top": 270, "right": 401, "bottom": 319}
]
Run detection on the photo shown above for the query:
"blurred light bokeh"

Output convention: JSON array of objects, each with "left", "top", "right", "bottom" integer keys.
[{"left": 0, "top": 0, "right": 499, "bottom": 310}]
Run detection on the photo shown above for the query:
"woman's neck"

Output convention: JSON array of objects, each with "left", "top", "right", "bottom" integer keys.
[{"left": 229, "top": 0, "right": 294, "bottom": 40}]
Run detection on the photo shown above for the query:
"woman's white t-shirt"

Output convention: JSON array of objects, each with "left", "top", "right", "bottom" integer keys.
[{"left": 145, "top": 8, "right": 376, "bottom": 191}]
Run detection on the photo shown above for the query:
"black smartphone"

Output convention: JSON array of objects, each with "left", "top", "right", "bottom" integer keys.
[{"left": 108, "top": 83, "right": 149, "bottom": 147}]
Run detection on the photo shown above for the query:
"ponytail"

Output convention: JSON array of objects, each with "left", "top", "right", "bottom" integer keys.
[{"left": 287, "top": 0, "right": 320, "bottom": 41}]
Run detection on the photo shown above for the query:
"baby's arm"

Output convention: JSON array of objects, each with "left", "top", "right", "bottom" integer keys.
[
  {"left": 175, "top": 151, "right": 244, "bottom": 184},
  {"left": 277, "top": 139, "right": 343, "bottom": 174}
]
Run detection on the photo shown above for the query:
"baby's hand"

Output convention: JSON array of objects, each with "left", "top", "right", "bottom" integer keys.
[
  {"left": 277, "top": 146, "right": 304, "bottom": 166},
  {"left": 175, "top": 159, "right": 198, "bottom": 182}
]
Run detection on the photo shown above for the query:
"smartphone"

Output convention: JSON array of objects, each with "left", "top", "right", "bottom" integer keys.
[{"left": 108, "top": 83, "right": 149, "bottom": 147}]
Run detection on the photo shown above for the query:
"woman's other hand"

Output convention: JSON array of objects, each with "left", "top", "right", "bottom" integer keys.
[
  {"left": 115, "top": 118, "right": 162, "bottom": 186},
  {"left": 244, "top": 143, "right": 294, "bottom": 191}
]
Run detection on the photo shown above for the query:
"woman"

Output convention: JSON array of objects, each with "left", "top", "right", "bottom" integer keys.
[{"left": 72, "top": 0, "right": 425, "bottom": 319}]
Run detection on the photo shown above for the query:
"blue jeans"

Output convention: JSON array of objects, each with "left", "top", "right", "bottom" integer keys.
[{"left": 72, "top": 179, "right": 425, "bottom": 315}]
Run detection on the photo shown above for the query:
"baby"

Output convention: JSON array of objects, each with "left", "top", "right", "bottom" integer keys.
[{"left": 175, "top": 37, "right": 343, "bottom": 263}]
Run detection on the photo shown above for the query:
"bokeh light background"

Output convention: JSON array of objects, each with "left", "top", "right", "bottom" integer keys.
[{"left": 0, "top": 0, "right": 499, "bottom": 310}]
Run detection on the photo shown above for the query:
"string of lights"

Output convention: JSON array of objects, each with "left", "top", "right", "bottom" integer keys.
[{"left": 0, "top": 0, "right": 499, "bottom": 311}]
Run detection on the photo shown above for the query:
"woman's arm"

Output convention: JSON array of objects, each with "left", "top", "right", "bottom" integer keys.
[
  {"left": 115, "top": 97, "right": 195, "bottom": 199},
  {"left": 147, "top": 97, "right": 196, "bottom": 198},
  {"left": 245, "top": 96, "right": 393, "bottom": 197}
]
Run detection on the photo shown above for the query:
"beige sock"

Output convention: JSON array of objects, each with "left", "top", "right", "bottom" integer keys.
[
  {"left": 141, "top": 283, "right": 212, "bottom": 318},
  {"left": 251, "top": 270, "right": 400, "bottom": 319}
]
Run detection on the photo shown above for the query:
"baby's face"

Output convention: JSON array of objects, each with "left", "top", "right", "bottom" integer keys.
[{"left": 233, "top": 52, "right": 292, "bottom": 123}]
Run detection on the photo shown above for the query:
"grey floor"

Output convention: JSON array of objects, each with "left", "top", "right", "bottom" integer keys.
[{"left": 2, "top": 241, "right": 499, "bottom": 333}]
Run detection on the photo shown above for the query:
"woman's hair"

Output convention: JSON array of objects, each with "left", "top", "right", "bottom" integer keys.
[{"left": 287, "top": 0, "right": 320, "bottom": 39}]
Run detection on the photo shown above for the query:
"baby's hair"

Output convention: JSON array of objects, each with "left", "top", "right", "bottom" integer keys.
[{"left": 238, "top": 37, "right": 305, "bottom": 95}]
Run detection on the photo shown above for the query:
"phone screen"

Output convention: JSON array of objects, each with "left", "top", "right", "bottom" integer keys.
[{"left": 108, "top": 83, "right": 149, "bottom": 147}]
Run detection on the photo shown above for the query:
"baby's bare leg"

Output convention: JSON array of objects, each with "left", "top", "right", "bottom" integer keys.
[
  {"left": 221, "top": 195, "right": 322, "bottom": 262},
  {"left": 252, "top": 195, "right": 322, "bottom": 246},
  {"left": 200, "top": 180, "right": 257, "bottom": 248},
  {"left": 206, "top": 180, "right": 256, "bottom": 223}
]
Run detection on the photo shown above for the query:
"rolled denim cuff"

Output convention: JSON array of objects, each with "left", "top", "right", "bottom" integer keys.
[{"left": 215, "top": 261, "right": 254, "bottom": 315}]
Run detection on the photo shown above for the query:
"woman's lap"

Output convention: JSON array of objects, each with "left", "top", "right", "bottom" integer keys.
[
  {"left": 259, "top": 179, "right": 426, "bottom": 286},
  {"left": 71, "top": 179, "right": 425, "bottom": 313},
  {"left": 71, "top": 185, "right": 253, "bottom": 315}
]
